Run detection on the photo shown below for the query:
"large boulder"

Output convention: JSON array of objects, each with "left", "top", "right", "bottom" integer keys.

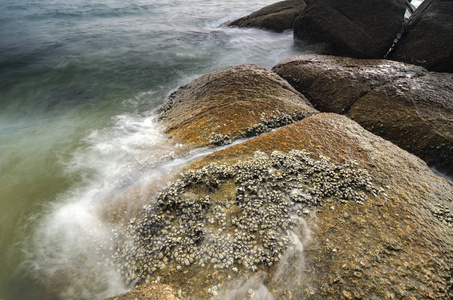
[
  {"left": 293, "top": 0, "right": 406, "bottom": 58},
  {"left": 273, "top": 54, "right": 453, "bottom": 176},
  {"left": 111, "top": 113, "right": 453, "bottom": 299},
  {"left": 158, "top": 64, "right": 318, "bottom": 148},
  {"left": 227, "top": 0, "right": 307, "bottom": 32},
  {"left": 347, "top": 72, "right": 453, "bottom": 176},
  {"left": 389, "top": 0, "right": 453, "bottom": 73},
  {"left": 272, "top": 54, "right": 426, "bottom": 113}
]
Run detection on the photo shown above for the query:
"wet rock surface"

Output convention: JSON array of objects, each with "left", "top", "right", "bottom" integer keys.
[
  {"left": 158, "top": 64, "right": 318, "bottom": 148},
  {"left": 106, "top": 283, "right": 181, "bottom": 300},
  {"left": 111, "top": 148, "right": 378, "bottom": 298},
  {"left": 273, "top": 54, "right": 453, "bottom": 176},
  {"left": 347, "top": 72, "right": 453, "bottom": 176},
  {"left": 109, "top": 113, "right": 453, "bottom": 299},
  {"left": 273, "top": 54, "right": 426, "bottom": 113},
  {"left": 227, "top": 0, "right": 307, "bottom": 32},
  {"left": 389, "top": 0, "right": 453, "bottom": 73},
  {"left": 293, "top": 0, "right": 406, "bottom": 58},
  {"left": 187, "top": 113, "right": 453, "bottom": 299}
]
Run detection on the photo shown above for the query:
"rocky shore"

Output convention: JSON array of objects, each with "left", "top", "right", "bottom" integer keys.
[
  {"left": 107, "top": 0, "right": 452, "bottom": 299},
  {"left": 273, "top": 54, "right": 453, "bottom": 176}
]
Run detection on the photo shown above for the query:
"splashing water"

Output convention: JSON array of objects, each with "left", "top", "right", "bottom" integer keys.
[
  {"left": 18, "top": 112, "right": 272, "bottom": 299},
  {"left": 1, "top": 0, "right": 427, "bottom": 298},
  {"left": 213, "top": 217, "right": 312, "bottom": 299},
  {"left": 19, "top": 112, "right": 172, "bottom": 299},
  {"left": 0, "top": 0, "right": 307, "bottom": 297}
]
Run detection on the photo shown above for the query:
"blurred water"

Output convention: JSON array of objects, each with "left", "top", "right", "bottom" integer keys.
[
  {"left": 0, "top": 0, "right": 428, "bottom": 298},
  {"left": 0, "top": 0, "right": 304, "bottom": 299}
]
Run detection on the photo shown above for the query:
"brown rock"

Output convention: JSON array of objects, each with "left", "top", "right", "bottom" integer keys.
[
  {"left": 110, "top": 110, "right": 452, "bottom": 299},
  {"left": 186, "top": 113, "right": 453, "bottom": 299},
  {"left": 272, "top": 54, "right": 425, "bottom": 113},
  {"left": 227, "top": 0, "right": 307, "bottom": 32},
  {"left": 273, "top": 54, "right": 453, "bottom": 176},
  {"left": 347, "top": 72, "right": 453, "bottom": 176},
  {"left": 389, "top": 0, "right": 453, "bottom": 73},
  {"left": 112, "top": 113, "right": 453, "bottom": 299},
  {"left": 158, "top": 64, "right": 318, "bottom": 147},
  {"left": 293, "top": 0, "right": 406, "bottom": 58},
  {"left": 108, "top": 64, "right": 452, "bottom": 300},
  {"left": 105, "top": 283, "right": 181, "bottom": 300}
]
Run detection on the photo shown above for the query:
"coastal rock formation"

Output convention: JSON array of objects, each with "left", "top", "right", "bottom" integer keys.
[
  {"left": 158, "top": 64, "right": 318, "bottom": 147},
  {"left": 293, "top": 0, "right": 406, "bottom": 58},
  {"left": 389, "top": 0, "right": 453, "bottom": 73},
  {"left": 347, "top": 72, "right": 453, "bottom": 176},
  {"left": 111, "top": 113, "right": 453, "bottom": 299},
  {"left": 273, "top": 54, "right": 453, "bottom": 176},
  {"left": 106, "top": 283, "right": 181, "bottom": 300},
  {"left": 227, "top": 0, "right": 307, "bottom": 32},
  {"left": 272, "top": 54, "right": 425, "bottom": 113}
]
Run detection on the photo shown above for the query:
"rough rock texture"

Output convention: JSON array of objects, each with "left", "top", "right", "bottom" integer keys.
[
  {"left": 389, "top": 0, "right": 453, "bottom": 73},
  {"left": 293, "top": 0, "right": 406, "bottom": 58},
  {"left": 105, "top": 283, "right": 181, "bottom": 300},
  {"left": 273, "top": 54, "right": 453, "bottom": 176},
  {"left": 227, "top": 0, "right": 307, "bottom": 32},
  {"left": 113, "top": 149, "right": 379, "bottom": 292},
  {"left": 200, "top": 113, "right": 453, "bottom": 299},
  {"left": 347, "top": 72, "right": 453, "bottom": 176},
  {"left": 112, "top": 113, "right": 453, "bottom": 299},
  {"left": 272, "top": 54, "right": 426, "bottom": 113},
  {"left": 158, "top": 64, "right": 318, "bottom": 147}
]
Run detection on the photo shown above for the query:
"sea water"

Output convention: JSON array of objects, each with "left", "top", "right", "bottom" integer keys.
[
  {"left": 0, "top": 0, "right": 425, "bottom": 299},
  {"left": 0, "top": 0, "right": 303, "bottom": 299}
]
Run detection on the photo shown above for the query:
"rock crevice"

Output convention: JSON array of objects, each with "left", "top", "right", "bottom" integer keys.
[
  {"left": 107, "top": 48, "right": 452, "bottom": 300},
  {"left": 273, "top": 54, "right": 453, "bottom": 176}
]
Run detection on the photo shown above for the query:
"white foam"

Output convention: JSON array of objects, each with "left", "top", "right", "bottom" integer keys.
[
  {"left": 214, "top": 27, "right": 300, "bottom": 69},
  {"left": 22, "top": 112, "right": 173, "bottom": 299},
  {"left": 219, "top": 273, "right": 274, "bottom": 300},
  {"left": 274, "top": 217, "right": 311, "bottom": 282},
  {"left": 218, "top": 216, "right": 312, "bottom": 299},
  {"left": 431, "top": 167, "right": 452, "bottom": 182},
  {"left": 21, "top": 105, "right": 261, "bottom": 299}
]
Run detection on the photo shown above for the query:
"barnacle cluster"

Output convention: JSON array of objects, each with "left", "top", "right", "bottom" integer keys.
[
  {"left": 209, "top": 111, "right": 315, "bottom": 146},
  {"left": 111, "top": 150, "right": 378, "bottom": 285}
]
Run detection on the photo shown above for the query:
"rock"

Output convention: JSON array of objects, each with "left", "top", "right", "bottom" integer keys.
[
  {"left": 272, "top": 54, "right": 426, "bottom": 113},
  {"left": 227, "top": 0, "right": 307, "bottom": 32},
  {"left": 158, "top": 64, "right": 318, "bottom": 147},
  {"left": 185, "top": 113, "right": 453, "bottom": 299},
  {"left": 113, "top": 145, "right": 380, "bottom": 296},
  {"left": 389, "top": 0, "right": 453, "bottom": 73},
  {"left": 105, "top": 283, "right": 181, "bottom": 300},
  {"left": 111, "top": 111, "right": 452, "bottom": 299},
  {"left": 273, "top": 54, "right": 453, "bottom": 176},
  {"left": 347, "top": 72, "right": 453, "bottom": 176},
  {"left": 108, "top": 63, "right": 452, "bottom": 299},
  {"left": 293, "top": 0, "right": 406, "bottom": 58}
]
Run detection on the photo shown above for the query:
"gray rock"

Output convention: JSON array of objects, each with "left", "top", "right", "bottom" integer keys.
[
  {"left": 389, "top": 0, "right": 453, "bottom": 73},
  {"left": 227, "top": 0, "right": 307, "bottom": 32},
  {"left": 293, "top": 0, "right": 406, "bottom": 58},
  {"left": 273, "top": 54, "right": 453, "bottom": 175}
]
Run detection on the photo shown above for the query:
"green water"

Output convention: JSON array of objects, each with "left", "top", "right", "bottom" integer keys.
[{"left": 0, "top": 0, "right": 303, "bottom": 298}]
